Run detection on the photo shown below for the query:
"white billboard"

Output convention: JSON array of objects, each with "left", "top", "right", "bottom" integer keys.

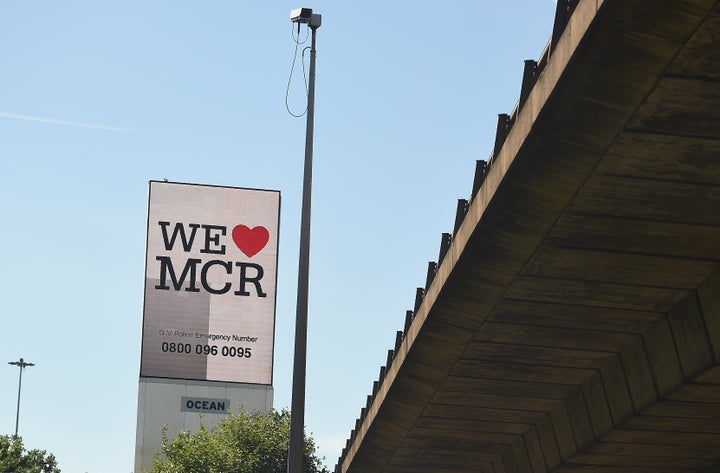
[{"left": 140, "top": 181, "right": 279, "bottom": 385}]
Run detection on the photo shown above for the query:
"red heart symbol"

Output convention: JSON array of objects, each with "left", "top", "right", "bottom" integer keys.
[{"left": 232, "top": 225, "right": 270, "bottom": 258}]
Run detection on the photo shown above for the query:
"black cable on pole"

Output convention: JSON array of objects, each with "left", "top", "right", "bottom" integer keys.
[{"left": 286, "top": 23, "right": 310, "bottom": 118}]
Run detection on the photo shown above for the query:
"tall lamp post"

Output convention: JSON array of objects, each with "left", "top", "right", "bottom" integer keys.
[
  {"left": 8, "top": 358, "right": 34, "bottom": 438},
  {"left": 288, "top": 7, "right": 321, "bottom": 473}
]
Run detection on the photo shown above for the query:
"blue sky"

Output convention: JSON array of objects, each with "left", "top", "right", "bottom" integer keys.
[{"left": 0, "top": 2, "right": 555, "bottom": 471}]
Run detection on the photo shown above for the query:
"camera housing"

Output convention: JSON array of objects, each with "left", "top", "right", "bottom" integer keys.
[
  {"left": 290, "top": 8, "right": 312, "bottom": 23},
  {"left": 290, "top": 8, "right": 321, "bottom": 28}
]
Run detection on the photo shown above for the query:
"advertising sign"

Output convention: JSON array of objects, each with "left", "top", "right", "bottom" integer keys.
[{"left": 140, "top": 181, "right": 279, "bottom": 385}]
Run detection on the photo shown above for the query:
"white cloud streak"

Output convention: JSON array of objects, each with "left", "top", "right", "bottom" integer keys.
[{"left": 0, "top": 111, "right": 137, "bottom": 133}]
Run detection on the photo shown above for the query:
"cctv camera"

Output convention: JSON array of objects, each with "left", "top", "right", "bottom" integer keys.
[{"left": 290, "top": 8, "right": 313, "bottom": 23}]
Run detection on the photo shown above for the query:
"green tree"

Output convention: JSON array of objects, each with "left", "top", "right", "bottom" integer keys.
[
  {"left": 0, "top": 435, "right": 60, "bottom": 473},
  {"left": 148, "top": 408, "right": 329, "bottom": 473}
]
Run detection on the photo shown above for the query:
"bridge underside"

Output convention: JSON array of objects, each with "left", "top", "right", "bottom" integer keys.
[{"left": 338, "top": 0, "right": 720, "bottom": 472}]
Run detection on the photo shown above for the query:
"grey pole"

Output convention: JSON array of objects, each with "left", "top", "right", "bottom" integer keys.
[
  {"left": 8, "top": 358, "right": 34, "bottom": 438},
  {"left": 288, "top": 11, "right": 320, "bottom": 473}
]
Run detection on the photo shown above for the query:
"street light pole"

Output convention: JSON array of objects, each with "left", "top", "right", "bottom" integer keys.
[
  {"left": 8, "top": 358, "right": 34, "bottom": 438},
  {"left": 288, "top": 7, "right": 321, "bottom": 473}
]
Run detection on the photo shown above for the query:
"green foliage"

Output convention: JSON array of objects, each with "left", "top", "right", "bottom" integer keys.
[
  {"left": 0, "top": 435, "right": 60, "bottom": 473},
  {"left": 148, "top": 408, "right": 329, "bottom": 473}
]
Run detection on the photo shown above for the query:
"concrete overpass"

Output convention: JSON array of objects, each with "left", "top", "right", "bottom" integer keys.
[{"left": 336, "top": 0, "right": 720, "bottom": 471}]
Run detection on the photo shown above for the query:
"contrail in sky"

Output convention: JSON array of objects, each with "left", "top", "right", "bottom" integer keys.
[{"left": 0, "top": 111, "right": 137, "bottom": 132}]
